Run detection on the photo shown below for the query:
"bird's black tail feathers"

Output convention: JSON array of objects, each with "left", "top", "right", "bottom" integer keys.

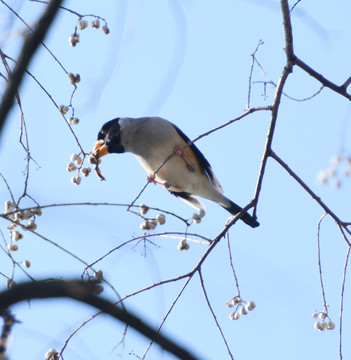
[{"left": 222, "top": 200, "right": 259, "bottom": 228}]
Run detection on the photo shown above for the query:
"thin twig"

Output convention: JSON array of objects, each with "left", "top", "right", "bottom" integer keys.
[
  {"left": 0, "top": 0, "right": 63, "bottom": 131},
  {"left": 270, "top": 150, "right": 351, "bottom": 243},
  {"left": 293, "top": 56, "right": 351, "bottom": 101},
  {"left": 3, "top": 54, "right": 85, "bottom": 155},
  {"left": 254, "top": 80, "right": 324, "bottom": 102},
  {"left": 316, "top": 213, "right": 328, "bottom": 310},
  {"left": 0, "top": 0, "right": 68, "bottom": 73},
  {"left": 246, "top": 39, "right": 265, "bottom": 109},
  {"left": 141, "top": 277, "right": 192, "bottom": 359},
  {"left": 198, "top": 269, "right": 234, "bottom": 360},
  {"left": 226, "top": 231, "right": 241, "bottom": 296},
  {"left": 339, "top": 246, "right": 351, "bottom": 360}
]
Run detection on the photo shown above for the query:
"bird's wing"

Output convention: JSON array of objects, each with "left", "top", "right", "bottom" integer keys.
[
  {"left": 169, "top": 190, "right": 206, "bottom": 213},
  {"left": 173, "top": 124, "right": 224, "bottom": 193}
]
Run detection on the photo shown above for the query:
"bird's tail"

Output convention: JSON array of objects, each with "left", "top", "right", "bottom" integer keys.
[{"left": 220, "top": 198, "right": 259, "bottom": 228}]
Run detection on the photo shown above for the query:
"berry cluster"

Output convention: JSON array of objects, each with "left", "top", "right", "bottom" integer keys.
[
  {"left": 4, "top": 200, "right": 41, "bottom": 243},
  {"left": 67, "top": 153, "right": 92, "bottom": 186},
  {"left": 317, "top": 154, "right": 351, "bottom": 188},
  {"left": 191, "top": 209, "right": 205, "bottom": 224},
  {"left": 69, "top": 17, "right": 110, "bottom": 47},
  {"left": 60, "top": 72, "right": 81, "bottom": 124},
  {"left": 312, "top": 310, "right": 335, "bottom": 331},
  {"left": 227, "top": 296, "right": 256, "bottom": 320},
  {"left": 3, "top": 201, "right": 40, "bottom": 284},
  {"left": 59, "top": 104, "right": 80, "bottom": 126},
  {"left": 139, "top": 204, "right": 167, "bottom": 231}
]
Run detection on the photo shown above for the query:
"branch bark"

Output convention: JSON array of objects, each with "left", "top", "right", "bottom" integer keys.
[{"left": 0, "top": 279, "right": 200, "bottom": 360}]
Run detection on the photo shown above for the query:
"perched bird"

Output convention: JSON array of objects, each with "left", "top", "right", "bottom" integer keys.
[{"left": 91, "top": 117, "right": 259, "bottom": 228}]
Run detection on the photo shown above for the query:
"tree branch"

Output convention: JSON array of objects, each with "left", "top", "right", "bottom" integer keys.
[
  {"left": 270, "top": 150, "right": 351, "bottom": 245},
  {"left": 293, "top": 56, "right": 351, "bottom": 101},
  {"left": 0, "top": 279, "right": 200, "bottom": 360},
  {"left": 252, "top": 0, "right": 295, "bottom": 217}
]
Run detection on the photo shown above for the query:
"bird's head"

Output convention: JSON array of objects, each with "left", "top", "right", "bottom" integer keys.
[{"left": 91, "top": 118, "right": 125, "bottom": 159}]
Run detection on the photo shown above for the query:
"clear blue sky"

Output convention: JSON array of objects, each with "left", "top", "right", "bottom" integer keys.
[{"left": 1, "top": 1, "right": 351, "bottom": 359}]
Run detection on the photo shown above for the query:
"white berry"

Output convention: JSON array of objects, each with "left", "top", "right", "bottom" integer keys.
[
  {"left": 156, "top": 213, "right": 166, "bottom": 225},
  {"left": 91, "top": 19, "right": 100, "bottom": 28},
  {"left": 177, "top": 239, "right": 189, "bottom": 250},
  {"left": 94, "top": 270, "right": 103, "bottom": 280},
  {"left": 245, "top": 300, "right": 256, "bottom": 311},
  {"left": 12, "top": 231, "right": 23, "bottom": 241},
  {"left": 45, "top": 349, "right": 58, "bottom": 360},
  {"left": 59, "top": 105, "right": 69, "bottom": 115},
  {"left": 81, "top": 167, "right": 91, "bottom": 177},
  {"left": 319, "top": 311, "right": 327, "bottom": 320},
  {"left": 102, "top": 25, "right": 110, "bottom": 34},
  {"left": 6, "top": 279, "right": 16, "bottom": 288},
  {"left": 71, "top": 175, "right": 82, "bottom": 185},
  {"left": 229, "top": 312, "right": 240, "bottom": 320},
  {"left": 68, "top": 117, "right": 79, "bottom": 125},
  {"left": 77, "top": 19, "right": 88, "bottom": 30},
  {"left": 139, "top": 204, "right": 149, "bottom": 215},
  {"left": 192, "top": 213, "right": 201, "bottom": 224},
  {"left": 7, "top": 243, "right": 18, "bottom": 251},
  {"left": 327, "top": 321, "right": 335, "bottom": 330},
  {"left": 239, "top": 307, "right": 247, "bottom": 315},
  {"left": 32, "top": 207, "right": 42, "bottom": 216},
  {"left": 67, "top": 162, "right": 77, "bottom": 172}
]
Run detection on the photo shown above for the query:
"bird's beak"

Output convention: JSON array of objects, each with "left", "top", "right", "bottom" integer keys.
[{"left": 91, "top": 139, "right": 109, "bottom": 158}]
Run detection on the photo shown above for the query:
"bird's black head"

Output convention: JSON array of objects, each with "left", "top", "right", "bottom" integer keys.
[{"left": 97, "top": 118, "right": 125, "bottom": 153}]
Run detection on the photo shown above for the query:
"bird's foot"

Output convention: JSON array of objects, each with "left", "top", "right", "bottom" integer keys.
[
  {"left": 174, "top": 145, "right": 185, "bottom": 157},
  {"left": 147, "top": 174, "right": 170, "bottom": 188}
]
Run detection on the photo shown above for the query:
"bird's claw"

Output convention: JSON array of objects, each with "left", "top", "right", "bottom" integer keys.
[{"left": 147, "top": 174, "right": 170, "bottom": 188}]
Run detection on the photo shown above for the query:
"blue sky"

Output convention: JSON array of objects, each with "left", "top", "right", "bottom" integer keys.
[{"left": 1, "top": 0, "right": 351, "bottom": 359}]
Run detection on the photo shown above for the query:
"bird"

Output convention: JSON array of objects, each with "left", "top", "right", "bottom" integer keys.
[{"left": 91, "top": 117, "right": 259, "bottom": 228}]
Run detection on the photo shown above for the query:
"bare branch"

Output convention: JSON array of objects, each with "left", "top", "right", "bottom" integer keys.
[
  {"left": 199, "top": 269, "right": 234, "bottom": 360},
  {"left": 270, "top": 150, "right": 351, "bottom": 243},
  {"left": 141, "top": 277, "right": 192, "bottom": 359},
  {"left": 252, "top": 65, "right": 293, "bottom": 216},
  {"left": 316, "top": 213, "right": 328, "bottom": 310},
  {"left": 0, "top": 280, "right": 200, "bottom": 360},
  {"left": 280, "top": 0, "right": 294, "bottom": 63},
  {"left": 246, "top": 39, "right": 265, "bottom": 109},
  {"left": 226, "top": 231, "right": 241, "bottom": 296},
  {"left": 339, "top": 247, "right": 351, "bottom": 360},
  {"left": 293, "top": 56, "right": 351, "bottom": 101}
]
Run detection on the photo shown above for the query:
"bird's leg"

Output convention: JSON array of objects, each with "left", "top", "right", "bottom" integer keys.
[
  {"left": 174, "top": 145, "right": 196, "bottom": 172},
  {"left": 147, "top": 174, "right": 170, "bottom": 188}
]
